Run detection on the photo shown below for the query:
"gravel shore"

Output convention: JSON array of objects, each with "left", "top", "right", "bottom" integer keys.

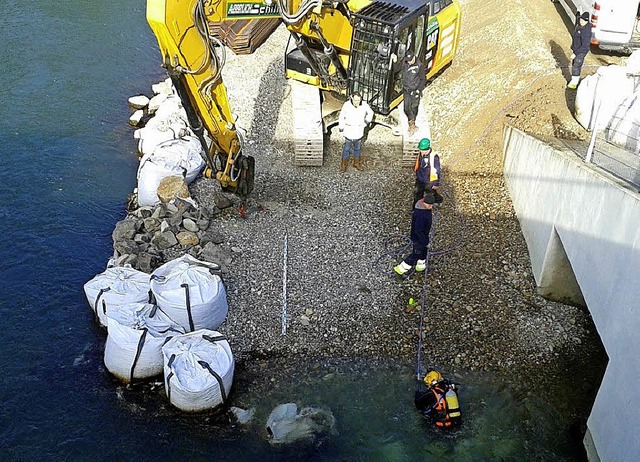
[{"left": 178, "top": 24, "right": 596, "bottom": 375}]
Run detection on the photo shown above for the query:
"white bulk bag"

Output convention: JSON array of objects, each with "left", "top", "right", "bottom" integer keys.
[
  {"left": 104, "top": 303, "right": 185, "bottom": 383},
  {"left": 153, "top": 136, "right": 205, "bottom": 184},
  {"left": 605, "top": 91, "right": 640, "bottom": 153},
  {"left": 575, "top": 65, "right": 636, "bottom": 130},
  {"left": 135, "top": 120, "right": 190, "bottom": 158},
  {"left": 150, "top": 255, "right": 227, "bottom": 332},
  {"left": 136, "top": 137, "right": 205, "bottom": 207},
  {"left": 83, "top": 266, "right": 151, "bottom": 327},
  {"left": 162, "top": 329, "right": 234, "bottom": 412}
]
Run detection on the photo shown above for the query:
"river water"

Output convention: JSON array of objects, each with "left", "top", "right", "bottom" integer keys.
[{"left": 0, "top": 1, "right": 606, "bottom": 461}]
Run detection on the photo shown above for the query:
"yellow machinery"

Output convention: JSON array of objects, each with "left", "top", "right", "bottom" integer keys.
[{"left": 146, "top": 0, "right": 462, "bottom": 190}]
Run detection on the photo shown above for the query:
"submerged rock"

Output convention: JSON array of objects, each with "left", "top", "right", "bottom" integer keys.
[{"left": 266, "top": 403, "right": 335, "bottom": 445}]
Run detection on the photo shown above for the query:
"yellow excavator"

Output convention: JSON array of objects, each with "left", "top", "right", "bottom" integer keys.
[{"left": 146, "top": 0, "right": 462, "bottom": 191}]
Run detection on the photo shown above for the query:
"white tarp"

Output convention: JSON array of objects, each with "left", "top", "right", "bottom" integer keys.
[
  {"left": 575, "top": 65, "right": 636, "bottom": 131},
  {"left": 83, "top": 266, "right": 151, "bottom": 327},
  {"left": 136, "top": 137, "right": 205, "bottom": 207},
  {"left": 104, "top": 303, "right": 185, "bottom": 383},
  {"left": 162, "top": 329, "right": 234, "bottom": 412},
  {"left": 150, "top": 255, "right": 227, "bottom": 332}
]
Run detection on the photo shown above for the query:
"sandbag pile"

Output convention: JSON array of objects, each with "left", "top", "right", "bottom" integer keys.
[
  {"left": 150, "top": 254, "right": 228, "bottom": 332},
  {"left": 83, "top": 265, "right": 151, "bottom": 327},
  {"left": 128, "top": 79, "right": 207, "bottom": 208},
  {"left": 104, "top": 303, "right": 185, "bottom": 383},
  {"left": 162, "top": 329, "right": 234, "bottom": 412}
]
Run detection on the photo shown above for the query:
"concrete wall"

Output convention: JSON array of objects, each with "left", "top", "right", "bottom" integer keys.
[{"left": 503, "top": 125, "right": 640, "bottom": 462}]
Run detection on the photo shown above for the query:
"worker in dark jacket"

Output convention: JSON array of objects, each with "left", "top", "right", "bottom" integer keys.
[
  {"left": 568, "top": 11, "right": 592, "bottom": 89},
  {"left": 402, "top": 52, "right": 427, "bottom": 135},
  {"left": 391, "top": 50, "right": 427, "bottom": 135},
  {"left": 414, "top": 370, "right": 462, "bottom": 428},
  {"left": 394, "top": 192, "right": 434, "bottom": 275},
  {"left": 412, "top": 138, "right": 442, "bottom": 211}
]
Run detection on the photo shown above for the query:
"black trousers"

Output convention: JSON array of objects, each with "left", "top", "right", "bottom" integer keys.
[{"left": 404, "top": 89, "right": 420, "bottom": 123}]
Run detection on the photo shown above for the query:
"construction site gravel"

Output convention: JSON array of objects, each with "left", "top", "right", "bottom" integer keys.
[{"left": 184, "top": 0, "right": 625, "bottom": 386}]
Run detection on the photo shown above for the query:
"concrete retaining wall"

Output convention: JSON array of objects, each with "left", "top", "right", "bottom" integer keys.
[{"left": 503, "top": 125, "right": 640, "bottom": 462}]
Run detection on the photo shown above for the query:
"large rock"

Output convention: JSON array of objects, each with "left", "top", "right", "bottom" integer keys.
[
  {"left": 129, "top": 110, "right": 144, "bottom": 127},
  {"left": 213, "top": 193, "right": 234, "bottom": 210},
  {"left": 112, "top": 220, "right": 139, "bottom": 242},
  {"left": 266, "top": 403, "right": 335, "bottom": 445},
  {"left": 151, "top": 230, "right": 178, "bottom": 250},
  {"left": 199, "top": 242, "right": 232, "bottom": 265},
  {"left": 157, "top": 176, "right": 190, "bottom": 204},
  {"left": 128, "top": 95, "right": 150, "bottom": 109},
  {"left": 176, "top": 231, "right": 199, "bottom": 247}
]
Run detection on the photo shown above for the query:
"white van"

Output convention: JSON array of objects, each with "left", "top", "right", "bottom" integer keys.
[{"left": 555, "top": 0, "right": 640, "bottom": 53}]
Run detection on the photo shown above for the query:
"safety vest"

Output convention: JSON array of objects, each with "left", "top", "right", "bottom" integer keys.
[
  {"left": 430, "top": 384, "right": 461, "bottom": 427},
  {"left": 413, "top": 151, "right": 439, "bottom": 182}
]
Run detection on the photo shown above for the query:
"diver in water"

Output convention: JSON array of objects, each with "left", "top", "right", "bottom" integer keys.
[{"left": 414, "top": 370, "right": 462, "bottom": 428}]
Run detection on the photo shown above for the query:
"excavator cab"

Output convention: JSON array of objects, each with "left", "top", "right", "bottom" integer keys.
[
  {"left": 349, "top": 0, "right": 461, "bottom": 115},
  {"left": 349, "top": 2, "right": 426, "bottom": 114}
]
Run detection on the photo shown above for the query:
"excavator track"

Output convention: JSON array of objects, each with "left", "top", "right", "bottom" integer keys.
[{"left": 290, "top": 80, "right": 324, "bottom": 166}]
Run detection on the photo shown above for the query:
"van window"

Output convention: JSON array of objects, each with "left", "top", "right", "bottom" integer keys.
[
  {"left": 431, "top": 0, "right": 443, "bottom": 15},
  {"left": 443, "top": 0, "right": 453, "bottom": 6}
]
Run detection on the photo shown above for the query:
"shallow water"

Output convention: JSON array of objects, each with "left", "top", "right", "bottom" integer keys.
[{"left": 0, "top": 1, "right": 605, "bottom": 461}]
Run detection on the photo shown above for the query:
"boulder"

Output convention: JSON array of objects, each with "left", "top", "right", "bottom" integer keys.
[
  {"left": 183, "top": 218, "right": 199, "bottom": 233},
  {"left": 213, "top": 193, "right": 234, "bottom": 210},
  {"left": 199, "top": 242, "right": 232, "bottom": 265},
  {"left": 266, "top": 403, "right": 335, "bottom": 445},
  {"left": 151, "top": 230, "right": 178, "bottom": 250},
  {"left": 129, "top": 110, "right": 144, "bottom": 127},
  {"left": 157, "top": 176, "right": 190, "bottom": 204},
  {"left": 112, "top": 220, "right": 139, "bottom": 242},
  {"left": 128, "top": 95, "right": 150, "bottom": 109},
  {"left": 177, "top": 231, "right": 199, "bottom": 247}
]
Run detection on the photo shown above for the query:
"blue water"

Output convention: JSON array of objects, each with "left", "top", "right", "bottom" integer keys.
[{"left": 0, "top": 1, "right": 604, "bottom": 460}]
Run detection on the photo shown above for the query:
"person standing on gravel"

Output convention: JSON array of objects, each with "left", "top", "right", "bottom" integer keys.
[
  {"left": 412, "top": 138, "right": 442, "bottom": 212},
  {"left": 567, "top": 11, "right": 592, "bottom": 89},
  {"left": 338, "top": 92, "right": 373, "bottom": 172},
  {"left": 394, "top": 192, "right": 435, "bottom": 275}
]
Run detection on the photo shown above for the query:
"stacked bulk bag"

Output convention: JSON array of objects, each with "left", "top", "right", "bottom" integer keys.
[
  {"left": 162, "top": 329, "right": 234, "bottom": 412},
  {"left": 136, "top": 136, "right": 206, "bottom": 207},
  {"left": 84, "top": 266, "right": 151, "bottom": 327},
  {"left": 134, "top": 97, "right": 191, "bottom": 157},
  {"left": 150, "top": 255, "right": 227, "bottom": 332},
  {"left": 575, "top": 65, "right": 636, "bottom": 131},
  {"left": 605, "top": 90, "right": 640, "bottom": 153},
  {"left": 104, "top": 303, "right": 185, "bottom": 383}
]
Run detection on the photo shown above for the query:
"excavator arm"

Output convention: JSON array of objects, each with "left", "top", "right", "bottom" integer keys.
[{"left": 147, "top": 0, "right": 254, "bottom": 195}]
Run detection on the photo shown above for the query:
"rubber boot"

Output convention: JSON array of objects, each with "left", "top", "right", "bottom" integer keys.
[
  {"left": 394, "top": 261, "right": 412, "bottom": 275},
  {"left": 353, "top": 157, "right": 362, "bottom": 171},
  {"left": 567, "top": 76, "right": 580, "bottom": 89},
  {"left": 340, "top": 158, "right": 348, "bottom": 173},
  {"left": 415, "top": 260, "right": 427, "bottom": 272}
]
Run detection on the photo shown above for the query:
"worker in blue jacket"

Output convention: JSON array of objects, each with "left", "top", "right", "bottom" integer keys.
[
  {"left": 394, "top": 192, "right": 434, "bottom": 275},
  {"left": 568, "top": 11, "right": 592, "bottom": 89}
]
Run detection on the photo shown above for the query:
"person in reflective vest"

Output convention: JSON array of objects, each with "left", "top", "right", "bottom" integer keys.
[
  {"left": 414, "top": 370, "right": 462, "bottom": 428},
  {"left": 412, "top": 138, "right": 442, "bottom": 212}
]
